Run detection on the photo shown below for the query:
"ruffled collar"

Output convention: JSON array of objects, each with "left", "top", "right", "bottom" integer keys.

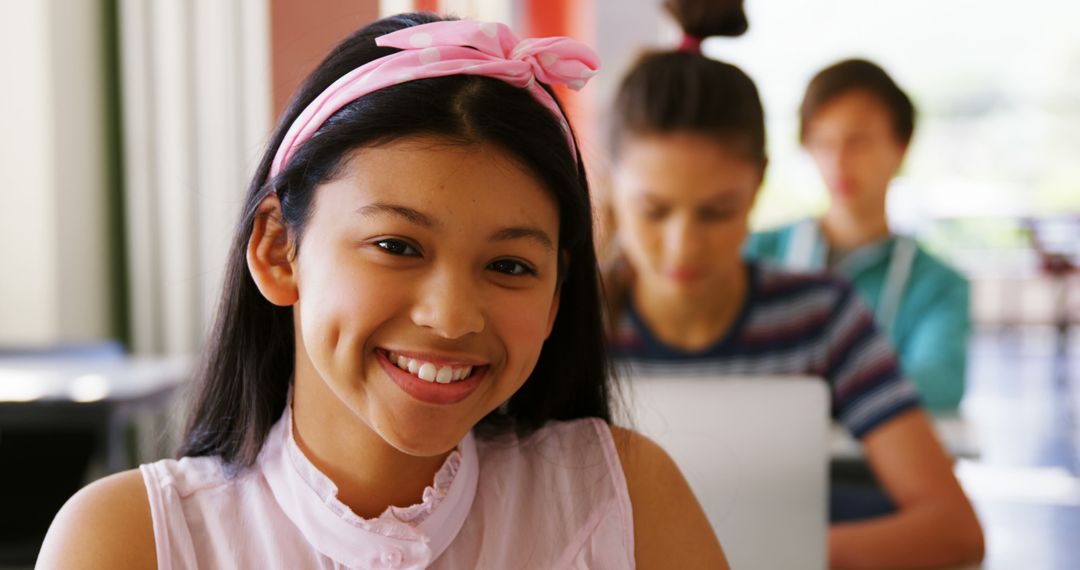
[{"left": 259, "top": 401, "right": 479, "bottom": 569}]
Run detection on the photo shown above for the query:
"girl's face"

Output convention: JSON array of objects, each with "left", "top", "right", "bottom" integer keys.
[
  {"left": 290, "top": 138, "right": 561, "bottom": 456},
  {"left": 611, "top": 132, "right": 761, "bottom": 298},
  {"left": 803, "top": 89, "right": 907, "bottom": 215}
]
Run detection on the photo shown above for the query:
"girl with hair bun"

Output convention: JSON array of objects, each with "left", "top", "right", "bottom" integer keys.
[
  {"left": 39, "top": 13, "right": 728, "bottom": 569},
  {"left": 604, "top": 2, "right": 984, "bottom": 568},
  {"left": 663, "top": 0, "right": 748, "bottom": 41}
]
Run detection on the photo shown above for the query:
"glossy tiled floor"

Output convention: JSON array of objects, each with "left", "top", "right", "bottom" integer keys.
[{"left": 957, "top": 327, "right": 1080, "bottom": 570}]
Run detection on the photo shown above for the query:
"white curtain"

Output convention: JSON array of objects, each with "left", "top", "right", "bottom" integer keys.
[
  {"left": 118, "top": 0, "right": 272, "bottom": 356},
  {"left": 0, "top": 0, "right": 111, "bottom": 347},
  {"left": 378, "top": 0, "right": 515, "bottom": 24}
]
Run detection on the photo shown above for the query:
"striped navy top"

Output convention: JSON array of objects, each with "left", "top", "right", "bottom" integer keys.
[{"left": 610, "top": 263, "right": 922, "bottom": 439}]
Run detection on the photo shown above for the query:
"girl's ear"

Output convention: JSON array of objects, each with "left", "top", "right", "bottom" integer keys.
[{"left": 247, "top": 194, "right": 299, "bottom": 306}]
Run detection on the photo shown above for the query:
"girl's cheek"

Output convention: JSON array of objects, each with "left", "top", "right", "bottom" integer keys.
[
  {"left": 492, "top": 292, "right": 556, "bottom": 355},
  {"left": 300, "top": 261, "right": 404, "bottom": 351},
  {"left": 712, "top": 224, "right": 747, "bottom": 250},
  {"left": 615, "top": 221, "right": 652, "bottom": 262}
]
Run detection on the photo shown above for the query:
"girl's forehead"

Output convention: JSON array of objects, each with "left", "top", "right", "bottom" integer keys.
[
  {"left": 618, "top": 133, "right": 755, "bottom": 171},
  {"left": 314, "top": 139, "right": 560, "bottom": 228},
  {"left": 344, "top": 139, "right": 540, "bottom": 189},
  {"left": 615, "top": 137, "right": 759, "bottom": 194}
]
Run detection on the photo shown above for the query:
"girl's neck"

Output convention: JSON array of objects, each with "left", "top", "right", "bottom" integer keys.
[
  {"left": 291, "top": 372, "right": 450, "bottom": 520},
  {"left": 822, "top": 206, "right": 890, "bottom": 252},
  {"left": 633, "top": 262, "right": 749, "bottom": 352}
]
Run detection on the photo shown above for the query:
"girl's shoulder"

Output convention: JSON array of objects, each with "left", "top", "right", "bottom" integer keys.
[
  {"left": 140, "top": 453, "right": 237, "bottom": 498},
  {"left": 462, "top": 418, "right": 636, "bottom": 566},
  {"left": 476, "top": 417, "right": 621, "bottom": 473},
  {"left": 610, "top": 425, "right": 730, "bottom": 568},
  {"left": 38, "top": 455, "right": 252, "bottom": 570},
  {"left": 475, "top": 417, "right": 633, "bottom": 521},
  {"left": 470, "top": 420, "right": 727, "bottom": 567},
  {"left": 37, "top": 469, "right": 156, "bottom": 570}
]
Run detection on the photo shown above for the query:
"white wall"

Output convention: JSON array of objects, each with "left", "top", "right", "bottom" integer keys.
[
  {"left": 119, "top": 0, "right": 272, "bottom": 355},
  {"left": 378, "top": 0, "right": 513, "bottom": 23},
  {"left": 0, "top": 0, "right": 273, "bottom": 353},
  {"left": 0, "top": 0, "right": 111, "bottom": 346}
]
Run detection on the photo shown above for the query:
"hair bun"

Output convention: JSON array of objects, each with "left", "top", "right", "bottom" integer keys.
[{"left": 663, "top": 0, "right": 748, "bottom": 38}]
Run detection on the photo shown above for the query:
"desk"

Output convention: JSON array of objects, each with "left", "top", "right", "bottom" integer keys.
[
  {"left": 0, "top": 356, "right": 192, "bottom": 473},
  {"left": 830, "top": 412, "right": 983, "bottom": 461}
]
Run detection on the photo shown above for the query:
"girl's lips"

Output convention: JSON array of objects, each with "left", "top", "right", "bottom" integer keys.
[
  {"left": 376, "top": 349, "right": 488, "bottom": 405},
  {"left": 666, "top": 268, "right": 704, "bottom": 283},
  {"left": 381, "top": 348, "right": 488, "bottom": 367},
  {"left": 831, "top": 180, "right": 857, "bottom": 198}
]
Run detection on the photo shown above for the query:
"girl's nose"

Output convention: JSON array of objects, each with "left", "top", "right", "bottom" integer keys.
[
  {"left": 409, "top": 268, "right": 485, "bottom": 339},
  {"left": 665, "top": 216, "right": 701, "bottom": 263}
]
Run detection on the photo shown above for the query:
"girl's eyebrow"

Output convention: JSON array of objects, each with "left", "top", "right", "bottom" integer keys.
[
  {"left": 356, "top": 202, "right": 437, "bottom": 228},
  {"left": 357, "top": 202, "right": 553, "bottom": 251},
  {"left": 490, "top": 227, "right": 554, "bottom": 251},
  {"left": 702, "top": 192, "right": 742, "bottom": 206}
]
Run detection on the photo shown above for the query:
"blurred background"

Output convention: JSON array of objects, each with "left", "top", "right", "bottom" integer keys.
[{"left": 0, "top": 0, "right": 1077, "bottom": 568}]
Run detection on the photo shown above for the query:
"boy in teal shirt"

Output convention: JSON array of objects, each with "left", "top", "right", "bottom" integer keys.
[{"left": 745, "top": 60, "right": 970, "bottom": 411}]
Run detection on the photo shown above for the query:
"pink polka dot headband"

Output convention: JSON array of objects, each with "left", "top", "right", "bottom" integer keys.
[{"left": 269, "top": 20, "right": 601, "bottom": 178}]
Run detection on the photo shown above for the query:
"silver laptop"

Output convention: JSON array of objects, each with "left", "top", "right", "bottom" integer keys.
[{"left": 621, "top": 375, "right": 829, "bottom": 570}]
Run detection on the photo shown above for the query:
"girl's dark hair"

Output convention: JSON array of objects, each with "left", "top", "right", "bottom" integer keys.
[
  {"left": 799, "top": 58, "right": 916, "bottom": 146},
  {"left": 610, "top": 0, "right": 762, "bottom": 161},
  {"left": 179, "top": 13, "right": 612, "bottom": 472},
  {"left": 663, "top": 0, "right": 748, "bottom": 38},
  {"left": 610, "top": 51, "right": 765, "bottom": 165}
]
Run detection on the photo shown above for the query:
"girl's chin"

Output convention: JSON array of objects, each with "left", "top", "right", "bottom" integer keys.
[
  {"left": 376, "top": 420, "right": 473, "bottom": 457},
  {"left": 656, "top": 268, "right": 734, "bottom": 291},
  {"left": 364, "top": 390, "right": 481, "bottom": 453}
]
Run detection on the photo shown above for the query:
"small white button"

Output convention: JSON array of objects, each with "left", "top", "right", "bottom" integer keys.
[{"left": 382, "top": 547, "right": 404, "bottom": 568}]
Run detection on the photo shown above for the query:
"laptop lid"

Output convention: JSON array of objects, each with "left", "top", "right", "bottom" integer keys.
[{"left": 622, "top": 375, "right": 829, "bottom": 570}]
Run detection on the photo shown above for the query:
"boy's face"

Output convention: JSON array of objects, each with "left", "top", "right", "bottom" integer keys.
[{"left": 803, "top": 89, "right": 909, "bottom": 217}]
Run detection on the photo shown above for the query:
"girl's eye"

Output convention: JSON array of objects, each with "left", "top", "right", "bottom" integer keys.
[
  {"left": 375, "top": 239, "right": 421, "bottom": 257},
  {"left": 642, "top": 207, "right": 669, "bottom": 221},
  {"left": 848, "top": 135, "right": 870, "bottom": 150},
  {"left": 699, "top": 208, "right": 738, "bottom": 222},
  {"left": 488, "top": 259, "right": 536, "bottom": 276}
]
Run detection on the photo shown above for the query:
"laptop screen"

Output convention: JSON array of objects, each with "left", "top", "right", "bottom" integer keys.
[{"left": 621, "top": 375, "right": 829, "bottom": 570}]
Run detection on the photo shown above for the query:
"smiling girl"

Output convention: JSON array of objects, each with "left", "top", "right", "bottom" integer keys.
[{"left": 38, "top": 13, "right": 726, "bottom": 569}]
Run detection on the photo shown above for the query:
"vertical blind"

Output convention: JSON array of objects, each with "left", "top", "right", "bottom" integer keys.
[{"left": 118, "top": 0, "right": 272, "bottom": 355}]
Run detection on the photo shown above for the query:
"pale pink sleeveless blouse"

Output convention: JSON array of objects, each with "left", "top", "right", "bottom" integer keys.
[{"left": 140, "top": 404, "right": 634, "bottom": 569}]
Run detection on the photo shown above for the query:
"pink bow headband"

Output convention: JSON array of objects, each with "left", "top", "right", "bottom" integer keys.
[{"left": 269, "top": 20, "right": 601, "bottom": 179}]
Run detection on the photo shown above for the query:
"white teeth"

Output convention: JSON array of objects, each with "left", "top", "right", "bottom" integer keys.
[
  {"left": 387, "top": 351, "right": 476, "bottom": 384},
  {"left": 417, "top": 363, "right": 437, "bottom": 382}
]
